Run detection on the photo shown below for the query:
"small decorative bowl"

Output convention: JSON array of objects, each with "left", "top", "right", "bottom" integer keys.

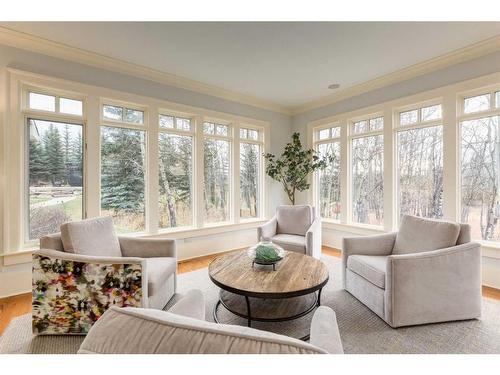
[{"left": 247, "top": 239, "right": 285, "bottom": 266}]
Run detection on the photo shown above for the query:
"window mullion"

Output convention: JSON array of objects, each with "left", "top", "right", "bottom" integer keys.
[
  {"left": 383, "top": 109, "right": 394, "bottom": 231},
  {"left": 148, "top": 107, "right": 159, "bottom": 235},
  {"left": 442, "top": 93, "right": 459, "bottom": 222},
  {"left": 85, "top": 95, "right": 101, "bottom": 219},
  {"left": 233, "top": 123, "right": 240, "bottom": 224},
  {"left": 194, "top": 115, "right": 205, "bottom": 228}
]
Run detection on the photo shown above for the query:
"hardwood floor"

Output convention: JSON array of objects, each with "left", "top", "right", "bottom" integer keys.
[{"left": 0, "top": 245, "right": 497, "bottom": 336}]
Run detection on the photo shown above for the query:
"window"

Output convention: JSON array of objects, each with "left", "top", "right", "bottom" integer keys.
[
  {"left": 350, "top": 117, "right": 384, "bottom": 225},
  {"left": 100, "top": 126, "right": 146, "bottom": 233},
  {"left": 314, "top": 126, "right": 341, "bottom": 220},
  {"left": 203, "top": 122, "right": 231, "bottom": 224},
  {"left": 158, "top": 115, "right": 194, "bottom": 229},
  {"left": 27, "top": 119, "right": 84, "bottom": 240},
  {"left": 396, "top": 104, "right": 443, "bottom": 220},
  {"left": 240, "top": 128, "right": 262, "bottom": 219},
  {"left": 460, "top": 90, "right": 500, "bottom": 242},
  {"left": 28, "top": 91, "right": 83, "bottom": 116},
  {"left": 103, "top": 104, "right": 144, "bottom": 124}
]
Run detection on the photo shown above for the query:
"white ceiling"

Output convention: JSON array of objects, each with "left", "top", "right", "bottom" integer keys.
[{"left": 2, "top": 22, "right": 500, "bottom": 108}]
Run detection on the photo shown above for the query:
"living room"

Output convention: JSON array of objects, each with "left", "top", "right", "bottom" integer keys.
[{"left": 1, "top": 1, "right": 500, "bottom": 372}]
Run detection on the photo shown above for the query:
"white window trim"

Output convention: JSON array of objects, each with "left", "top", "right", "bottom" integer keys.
[
  {"left": 2, "top": 68, "right": 270, "bottom": 254},
  {"left": 307, "top": 71, "right": 500, "bottom": 249}
]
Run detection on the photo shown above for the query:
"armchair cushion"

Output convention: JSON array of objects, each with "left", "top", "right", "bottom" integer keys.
[
  {"left": 276, "top": 205, "right": 312, "bottom": 236},
  {"left": 347, "top": 255, "right": 387, "bottom": 289},
  {"left": 272, "top": 234, "right": 306, "bottom": 253},
  {"left": 60, "top": 216, "right": 121, "bottom": 257},
  {"left": 147, "top": 257, "right": 177, "bottom": 296},
  {"left": 392, "top": 215, "right": 460, "bottom": 255}
]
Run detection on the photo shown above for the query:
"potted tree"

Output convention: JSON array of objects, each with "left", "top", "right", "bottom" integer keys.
[{"left": 264, "top": 132, "right": 332, "bottom": 205}]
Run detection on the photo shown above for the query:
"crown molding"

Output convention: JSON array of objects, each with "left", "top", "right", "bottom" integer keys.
[
  {"left": 1, "top": 26, "right": 499, "bottom": 117},
  {"left": 0, "top": 26, "right": 292, "bottom": 115},
  {"left": 291, "top": 34, "right": 500, "bottom": 115}
]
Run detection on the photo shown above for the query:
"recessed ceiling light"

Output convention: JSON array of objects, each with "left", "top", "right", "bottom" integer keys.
[{"left": 328, "top": 83, "right": 340, "bottom": 90}]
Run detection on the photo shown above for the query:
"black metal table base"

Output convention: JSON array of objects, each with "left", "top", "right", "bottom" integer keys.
[{"left": 213, "top": 288, "right": 323, "bottom": 341}]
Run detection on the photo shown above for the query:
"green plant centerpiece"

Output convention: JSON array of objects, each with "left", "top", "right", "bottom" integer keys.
[
  {"left": 264, "top": 132, "right": 332, "bottom": 205},
  {"left": 247, "top": 238, "right": 285, "bottom": 269}
]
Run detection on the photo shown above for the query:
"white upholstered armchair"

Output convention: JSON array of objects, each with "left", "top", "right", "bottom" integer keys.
[
  {"left": 257, "top": 205, "right": 322, "bottom": 259},
  {"left": 32, "top": 217, "right": 177, "bottom": 334},
  {"left": 78, "top": 289, "right": 344, "bottom": 354},
  {"left": 342, "top": 215, "right": 482, "bottom": 328}
]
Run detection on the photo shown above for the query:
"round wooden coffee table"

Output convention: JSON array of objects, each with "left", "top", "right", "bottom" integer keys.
[{"left": 208, "top": 250, "right": 329, "bottom": 340}]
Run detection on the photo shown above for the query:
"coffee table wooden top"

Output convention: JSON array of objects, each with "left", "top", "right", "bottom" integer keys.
[{"left": 208, "top": 250, "right": 329, "bottom": 298}]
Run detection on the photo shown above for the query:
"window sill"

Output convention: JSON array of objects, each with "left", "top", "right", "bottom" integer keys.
[{"left": 322, "top": 220, "right": 386, "bottom": 235}]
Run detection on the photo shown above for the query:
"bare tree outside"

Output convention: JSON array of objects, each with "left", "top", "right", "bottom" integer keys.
[
  {"left": 351, "top": 135, "right": 384, "bottom": 225},
  {"left": 240, "top": 142, "right": 260, "bottom": 218},
  {"left": 204, "top": 138, "right": 230, "bottom": 223},
  {"left": 317, "top": 141, "right": 341, "bottom": 220},
  {"left": 158, "top": 133, "right": 193, "bottom": 228},
  {"left": 397, "top": 125, "right": 443, "bottom": 219},
  {"left": 461, "top": 115, "right": 500, "bottom": 241}
]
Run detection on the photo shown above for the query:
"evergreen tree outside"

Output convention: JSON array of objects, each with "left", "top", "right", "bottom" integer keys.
[{"left": 100, "top": 126, "right": 146, "bottom": 232}]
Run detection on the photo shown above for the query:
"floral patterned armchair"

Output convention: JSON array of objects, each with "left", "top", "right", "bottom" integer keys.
[{"left": 33, "top": 224, "right": 177, "bottom": 335}]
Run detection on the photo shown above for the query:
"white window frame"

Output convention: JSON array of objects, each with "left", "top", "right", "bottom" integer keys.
[
  {"left": 457, "top": 84, "right": 500, "bottom": 247},
  {"left": 312, "top": 123, "right": 342, "bottom": 223},
  {"left": 348, "top": 112, "right": 385, "bottom": 228},
  {"left": 2, "top": 69, "right": 270, "bottom": 255},
  {"left": 394, "top": 99, "right": 443, "bottom": 224}
]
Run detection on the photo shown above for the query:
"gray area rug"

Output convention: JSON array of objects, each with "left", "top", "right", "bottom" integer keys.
[{"left": 2, "top": 255, "right": 500, "bottom": 354}]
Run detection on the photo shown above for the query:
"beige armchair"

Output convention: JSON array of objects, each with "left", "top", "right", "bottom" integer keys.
[
  {"left": 32, "top": 217, "right": 177, "bottom": 335},
  {"left": 78, "top": 289, "right": 344, "bottom": 354},
  {"left": 258, "top": 205, "right": 322, "bottom": 259},
  {"left": 342, "top": 215, "right": 482, "bottom": 328}
]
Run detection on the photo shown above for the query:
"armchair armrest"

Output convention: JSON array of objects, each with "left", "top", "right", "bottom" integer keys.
[
  {"left": 342, "top": 232, "right": 396, "bottom": 287},
  {"left": 119, "top": 236, "right": 177, "bottom": 259},
  {"left": 310, "top": 306, "right": 343, "bottom": 354},
  {"left": 257, "top": 215, "right": 277, "bottom": 241},
  {"left": 32, "top": 249, "right": 147, "bottom": 334},
  {"left": 167, "top": 289, "right": 205, "bottom": 321},
  {"left": 306, "top": 217, "right": 322, "bottom": 259},
  {"left": 384, "top": 242, "right": 482, "bottom": 327}
]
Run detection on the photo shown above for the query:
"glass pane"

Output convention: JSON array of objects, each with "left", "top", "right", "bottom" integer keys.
[
  {"left": 204, "top": 138, "right": 230, "bottom": 224},
  {"left": 159, "top": 133, "right": 193, "bottom": 228},
  {"left": 400, "top": 110, "right": 418, "bottom": 126},
  {"left": 216, "top": 124, "right": 229, "bottom": 136},
  {"left": 247, "top": 129, "right": 259, "bottom": 141},
  {"left": 461, "top": 115, "right": 500, "bottom": 242},
  {"left": 203, "top": 122, "right": 215, "bottom": 135},
  {"left": 125, "top": 108, "right": 144, "bottom": 124},
  {"left": 159, "top": 115, "right": 174, "bottom": 128},
  {"left": 369, "top": 117, "right": 383, "bottom": 131},
  {"left": 59, "top": 98, "right": 83, "bottom": 116},
  {"left": 421, "top": 104, "right": 442, "bottom": 121},
  {"left": 317, "top": 141, "right": 341, "bottom": 220},
  {"left": 29, "top": 92, "right": 56, "bottom": 112},
  {"left": 331, "top": 127, "right": 341, "bottom": 138},
  {"left": 353, "top": 120, "right": 368, "bottom": 133},
  {"left": 175, "top": 117, "right": 191, "bottom": 131},
  {"left": 240, "top": 128, "right": 248, "bottom": 139},
  {"left": 101, "top": 126, "right": 146, "bottom": 233},
  {"left": 351, "top": 135, "right": 384, "bottom": 225},
  {"left": 28, "top": 119, "right": 83, "bottom": 240},
  {"left": 319, "top": 128, "right": 330, "bottom": 140},
  {"left": 240, "top": 143, "right": 260, "bottom": 219},
  {"left": 398, "top": 125, "right": 443, "bottom": 220},
  {"left": 464, "top": 94, "right": 491, "bottom": 114},
  {"left": 103, "top": 105, "right": 123, "bottom": 121}
]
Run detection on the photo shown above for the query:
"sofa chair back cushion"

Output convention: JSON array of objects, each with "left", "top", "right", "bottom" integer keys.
[
  {"left": 276, "top": 205, "right": 313, "bottom": 236},
  {"left": 78, "top": 306, "right": 326, "bottom": 354},
  {"left": 60, "top": 216, "right": 122, "bottom": 257},
  {"left": 392, "top": 215, "right": 461, "bottom": 255}
]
